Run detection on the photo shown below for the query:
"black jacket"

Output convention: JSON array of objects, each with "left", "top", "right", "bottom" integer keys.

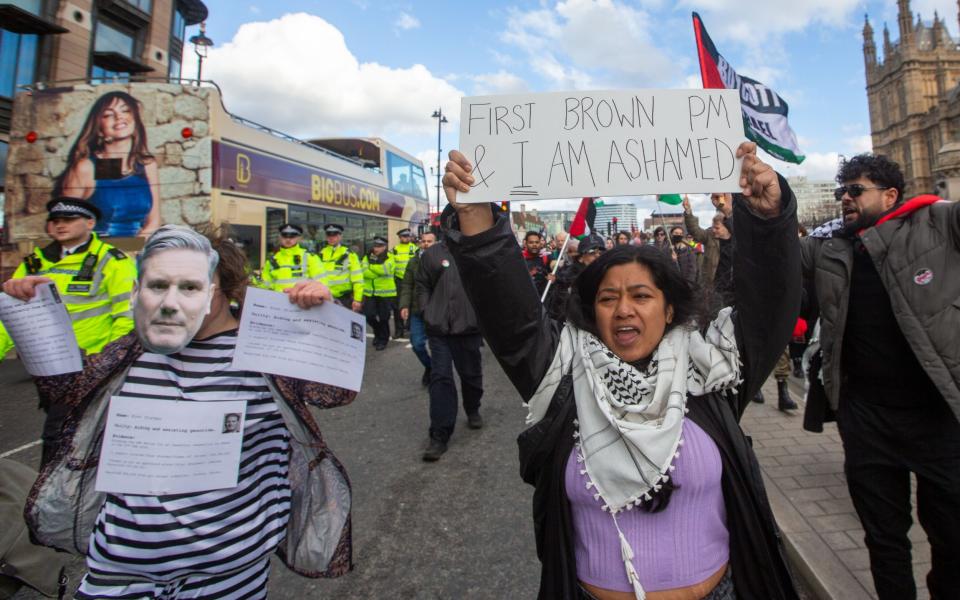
[
  {"left": 713, "top": 237, "right": 735, "bottom": 307},
  {"left": 444, "top": 180, "right": 801, "bottom": 600},
  {"left": 545, "top": 260, "right": 583, "bottom": 322},
  {"left": 414, "top": 242, "right": 479, "bottom": 337},
  {"left": 398, "top": 251, "right": 422, "bottom": 314}
]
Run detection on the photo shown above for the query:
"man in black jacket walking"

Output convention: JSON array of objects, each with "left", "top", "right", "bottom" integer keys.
[{"left": 414, "top": 239, "right": 484, "bottom": 461}]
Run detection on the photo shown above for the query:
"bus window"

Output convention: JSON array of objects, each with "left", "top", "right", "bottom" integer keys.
[
  {"left": 265, "top": 207, "right": 286, "bottom": 255},
  {"left": 228, "top": 224, "right": 262, "bottom": 272},
  {"left": 386, "top": 151, "right": 427, "bottom": 200},
  {"left": 411, "top": 164, "right": 427, "bottom": 201}
]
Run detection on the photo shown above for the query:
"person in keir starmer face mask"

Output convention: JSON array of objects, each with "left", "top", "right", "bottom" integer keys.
[{"left": 8, "top": 225, "right": 358, "bottom": 599}]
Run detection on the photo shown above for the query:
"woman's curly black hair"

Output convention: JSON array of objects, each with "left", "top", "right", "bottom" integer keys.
[{"left": 566, "top": 244, "right": 705, "bottom": 339}]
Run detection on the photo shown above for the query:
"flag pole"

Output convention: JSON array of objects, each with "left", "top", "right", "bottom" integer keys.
[
  {"left": 655, "top": 198, "right": 669, "bottom": 231},
  {"left": 541, "top": 232, "right": 572, "bottom": 303}
]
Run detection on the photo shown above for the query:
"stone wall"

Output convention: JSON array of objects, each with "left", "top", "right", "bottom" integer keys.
[{"left": 4, "top": 82, "right": 214, "bottom": 254}]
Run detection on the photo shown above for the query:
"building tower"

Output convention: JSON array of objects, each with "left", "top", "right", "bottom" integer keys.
[
  {"left": 863, "top": 0, "right": 960, "bottom": 196},
  {"left": 898, "top": 0, "right": 914, "bottom": 45},
  {"left": 863, "top": 15, "right": 877, "bottom": 69}
]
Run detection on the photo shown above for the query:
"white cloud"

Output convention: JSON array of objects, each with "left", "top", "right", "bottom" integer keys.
[
  {"left": 183, "top": 13, "right": 462, "bottom": 139},
  {"left": 501, "top": 0, "right": 683, "bottom": 89},
  {"left": 249, "top": 5, "right": 260, "bottom": 15},
  {"left": 470, "top": 70, "right": 529, "bottom": 95},
  {"left": 768, "top": 131, "right": 874, "bottom": 182},
  {"left": 680, "top": 0, "right": 861, "bottom": 44},
  {"left": 911, "top": 2, "right": 960, "bottom": 36},
  {"left": 395, "top": 12, "right": 421, "bottom": 32}
]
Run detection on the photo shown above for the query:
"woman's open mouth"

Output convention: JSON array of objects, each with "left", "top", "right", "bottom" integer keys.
[{"left": 614, "top": 325, "right": 640, "bottom": 346}]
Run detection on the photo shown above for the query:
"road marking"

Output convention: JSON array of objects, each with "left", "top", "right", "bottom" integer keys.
[{"left": 0, "top": 439, "right": 41, "bottom": 459}]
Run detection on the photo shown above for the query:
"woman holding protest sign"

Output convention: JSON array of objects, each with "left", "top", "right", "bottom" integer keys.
[{"left": 439, "top": 141, "right": 800, "bottom": 600}]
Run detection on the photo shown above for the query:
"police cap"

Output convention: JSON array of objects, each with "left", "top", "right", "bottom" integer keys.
[
  {"left": 278, "top": 223, "right": 303, "bottom": 236},
  {"left": 372, "top": 236, "right": 388, "bottom": 246},
  {"left": 324, "top": 224, "right": 344, "bottom": 235},
  {"left": 397, "top": 228, "right": 412, "bottom": 237},
  {"left": 46, "top": 198, "right": 101, "bottom": 221}
]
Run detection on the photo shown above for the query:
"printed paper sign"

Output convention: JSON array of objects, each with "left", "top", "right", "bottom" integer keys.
[
  {"left": 232, "top": 287, "right": 366, "bottom": 391},
  {"left": 96, "top": 396, "right": 247, "bottom": 495},
  {"left": 0, "top": 283, "right": 82, "bottom": 376},
  {"left": 457, "top": 89, "right": 746, "bottom": 203}
]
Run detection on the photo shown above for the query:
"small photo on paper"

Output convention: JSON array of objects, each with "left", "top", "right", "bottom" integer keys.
[
  {"left": 351, "top": 322, "right": 363, "bottom": 341},
  {"left": 222, "top": 413, "right": 242, "bottom": 434}
]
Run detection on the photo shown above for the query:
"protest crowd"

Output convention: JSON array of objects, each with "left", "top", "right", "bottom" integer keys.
[
  {"left": 1, "top": 15, "right": 959, "bottom": 600},
  {"left": 2, "top": 137, "right": 958, "bottom": 600}
]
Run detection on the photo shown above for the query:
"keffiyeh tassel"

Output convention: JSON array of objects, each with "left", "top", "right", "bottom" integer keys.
[{"left": 613, "top": 514, "right": 646, "bottom": 600}]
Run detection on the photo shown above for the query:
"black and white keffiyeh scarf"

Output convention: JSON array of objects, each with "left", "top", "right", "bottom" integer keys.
[
  {"left": 526, "top": 307, "right": 742, "bottom": 599},
  {"left": 810, "top": 217, "right": 843, "bottom": 239}
]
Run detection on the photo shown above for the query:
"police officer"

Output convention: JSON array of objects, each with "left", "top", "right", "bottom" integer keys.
[
  {"left": 319, "top": 224, "right": 363, "bottom": 312},
  {"left": 390, "top": 228, "right": 417, "bottom": 338},
  {"left": 260, "top": 223, "right": 325, "bottom": 292},
  {"left": 362, "top": 236, "right": 396, "bottom": 350},
  {"left": 0, "top": 198, "right": 136, "bottom": 465}
]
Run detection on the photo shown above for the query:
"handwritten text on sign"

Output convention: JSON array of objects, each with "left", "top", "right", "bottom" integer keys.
[{"left": 457, "top": 89, "right": 746, "bottom": 203}]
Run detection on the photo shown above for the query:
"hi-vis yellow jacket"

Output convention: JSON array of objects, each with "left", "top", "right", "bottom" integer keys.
[
  {"left": 0, "top": 234, "right": 136, "bottom": 358},
  {"left": 361, "top": 253, "right": 397, "bottom": 298},
  {"left": 260, "top": 245, "right": 325, "bottom": 292},
  {"left": 319, "top": 244, "right": 363, "bottom": 301},
  {"left": 390, "top": 241, "right": 418, "bottom": 280}
]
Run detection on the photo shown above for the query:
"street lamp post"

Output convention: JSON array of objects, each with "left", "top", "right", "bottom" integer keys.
[
  {"left": 189, "top": 22, "right": 214, "bottom": 83},
  {"left": 431, "top": 108, "right": 448, "bottom": 215}
]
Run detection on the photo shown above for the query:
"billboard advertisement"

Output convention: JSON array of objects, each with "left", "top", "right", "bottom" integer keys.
[{"left": 4, "top": 83, "right": 213, "bottom": 241}]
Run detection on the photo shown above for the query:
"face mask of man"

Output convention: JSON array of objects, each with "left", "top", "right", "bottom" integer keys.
[
  {"left": 132, "top": 248, "right": 215, "bottom": 354},
  {"left": 671, "top": 234, "right": 684, "bottom": 244}
]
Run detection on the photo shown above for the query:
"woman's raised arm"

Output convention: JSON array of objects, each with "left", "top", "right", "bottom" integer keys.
[{"left": 441, "top": 150, "right": 560, "bottom": 401}]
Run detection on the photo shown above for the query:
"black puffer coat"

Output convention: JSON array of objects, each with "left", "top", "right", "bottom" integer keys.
[{"left": 443, "top": 178, "right": 802, "bottom": 600}]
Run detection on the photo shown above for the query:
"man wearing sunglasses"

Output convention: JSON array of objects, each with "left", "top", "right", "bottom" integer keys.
[{"left": 801, "top": 154, "right": 960, "bottom": 600}]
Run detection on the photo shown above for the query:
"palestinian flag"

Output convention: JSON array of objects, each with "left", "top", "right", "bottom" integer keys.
[
  {"left": 692, "top": 12, "right": 805, "bottom": 164},
  {"left": 658, "top": 194, "right": 683, "bottom": 206},
  {"left": 569, "top": 197, "right": 597, "bottom": 239}
]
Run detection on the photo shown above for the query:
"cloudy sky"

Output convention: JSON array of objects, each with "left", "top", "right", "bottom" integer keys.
[{"left": 183, "top": 0, "right": 960, "bottom": 224}]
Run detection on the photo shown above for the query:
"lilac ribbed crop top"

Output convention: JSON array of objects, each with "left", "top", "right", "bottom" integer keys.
[{"left": 564, "top": 419, "right": 729, "bottom": 592}]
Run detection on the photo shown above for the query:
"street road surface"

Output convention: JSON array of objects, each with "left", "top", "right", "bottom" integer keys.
[{"left": 2, "top": 337, "right": 812, "bottom": 599}]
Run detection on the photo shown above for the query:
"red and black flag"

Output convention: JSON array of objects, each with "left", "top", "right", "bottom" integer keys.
[
  {"left": 692, "top": 12, "right": 805, "bottom": 164},
  {"left": 569, "top": 197, "right": 597, "bottom": 239}
]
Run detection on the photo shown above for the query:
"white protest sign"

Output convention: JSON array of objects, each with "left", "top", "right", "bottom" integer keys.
[
  {"left": 457, "top": 89, "right": 746, "bottom": 203},
  {"left": 0, "top": 283, "right": 82, "bottom": 376},
  {"left": 96, "top": 396, "right": 247, "bottom": 495},
  {"left": 232, "top": 287, "right": 366, "bottom": 391}
]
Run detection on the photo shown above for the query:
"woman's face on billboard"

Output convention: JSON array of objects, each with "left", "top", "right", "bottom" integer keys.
[{"left": 99, "top": 98, "right": 134, "bottom": 141}]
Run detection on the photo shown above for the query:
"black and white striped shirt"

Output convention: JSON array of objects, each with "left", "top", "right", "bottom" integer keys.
[{"left": 87, "top": 330, "right": 291, "bottom": 580}]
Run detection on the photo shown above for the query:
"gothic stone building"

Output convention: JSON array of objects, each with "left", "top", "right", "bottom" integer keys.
[{"left": 863, "top": 0, "right": 960, "bottom": 199}]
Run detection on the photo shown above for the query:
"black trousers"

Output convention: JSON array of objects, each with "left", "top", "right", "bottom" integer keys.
[
  {"left": 364, "top": 297, "right": 393, "bottom": 347},
  {"left": 336, "top": 291, "right": 354, "bottom": 309},
  {"left": 838, "top": 388, "right": 960, "bottom": 600},
  {"left": 427, "top": 334, "right": 483, "bottom": 442}
]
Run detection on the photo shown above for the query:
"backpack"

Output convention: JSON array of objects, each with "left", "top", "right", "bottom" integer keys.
[{"left": 0, "top": 459, "right": 70, "bottom": 599}]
